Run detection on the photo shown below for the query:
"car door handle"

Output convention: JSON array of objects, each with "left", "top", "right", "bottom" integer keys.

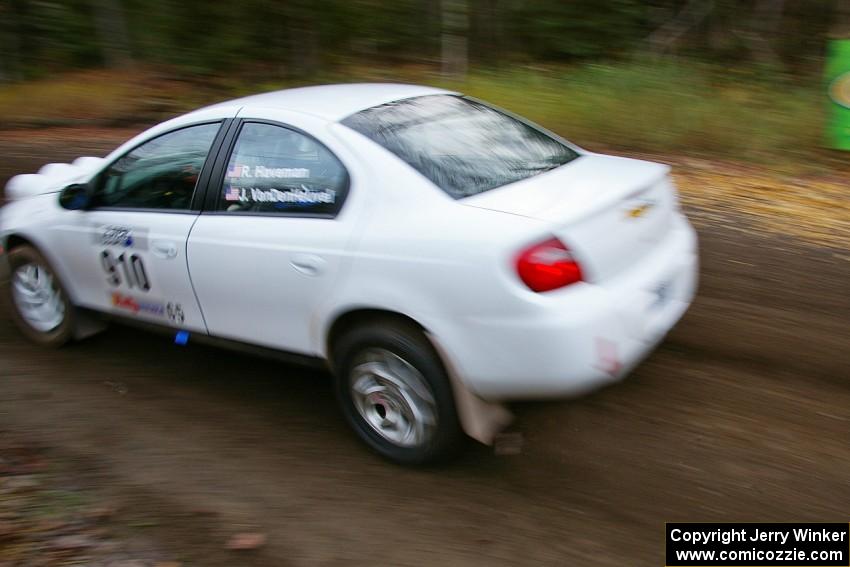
[
  {"left": 151, "top": 240, "right": 178, "bottom": 259},
  {"left": 290, "top": 253, "right": 325, "bottom": 276}
]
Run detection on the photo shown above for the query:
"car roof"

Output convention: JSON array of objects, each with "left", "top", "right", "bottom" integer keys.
[{"left": 200, "top": 83, "right": 456, "bottom": 122}]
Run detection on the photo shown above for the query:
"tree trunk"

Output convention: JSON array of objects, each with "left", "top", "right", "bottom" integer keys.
[
  {"left": 1, "top": 0, "right": 29, "bottom": 82},
  {"left": 832, "top": 0, "right": 850, "bottom": 38},
  {"left": 425, "top": 0, "right": 441, "bottom": 62},
  {"left": 285, "top": 0, "right": 319, "bottom": 78},
  {"left": 477, "top": 0, "right": 502, "bottom": 65},
  {"left": 490, "top": 0, "right": 504, "bottom": 64},
  {"left": 441, "top": 0, "right": 468, "bottom": 79},
  {"left": 737, "top": 0, "right": 785, "bottom": 68},
  {"left": 646, "top": 0, "right": 715, "bottom": 55},
  {"left": 90, "top": 0, "right": 132, "bottom": 68},
  {"left": 0, "top": 2, "right": 10, "bottom": 82}
]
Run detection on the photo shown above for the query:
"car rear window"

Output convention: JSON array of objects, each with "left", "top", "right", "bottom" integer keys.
[{"left": 341, "top": 95, "right": 579, "bottom": 199}]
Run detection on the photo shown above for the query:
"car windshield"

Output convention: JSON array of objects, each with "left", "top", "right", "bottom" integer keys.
[{"left": 342, "top": 95, "right": 579, "bottom": 199}]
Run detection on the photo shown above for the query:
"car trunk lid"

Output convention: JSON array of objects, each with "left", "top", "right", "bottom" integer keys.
[{"left": 462, "top": 153, "right": 677, "bottom": 282}]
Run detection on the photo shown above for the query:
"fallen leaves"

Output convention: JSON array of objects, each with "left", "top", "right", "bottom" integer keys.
[
  {"left": 670, "top": 158, "right": 850, "bottom": 251},
  {"left": 0, "top": 433, "right": 181, "bottom": 566}
]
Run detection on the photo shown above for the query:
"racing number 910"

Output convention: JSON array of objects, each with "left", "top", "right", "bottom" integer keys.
[{"left": 100, "top": 250, "right": 151, "bottom": 291}]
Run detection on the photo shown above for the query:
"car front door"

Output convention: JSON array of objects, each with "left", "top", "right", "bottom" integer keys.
[
  {"left": 50, "top": 122, "right": 225, "bottom": 332},
  {"left": 187, "top": 116, "right": 359, "bottom": 354}
]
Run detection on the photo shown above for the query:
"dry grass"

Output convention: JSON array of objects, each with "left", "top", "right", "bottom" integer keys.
[
  {"left": 0, "top": 62, "right": 825, "bottom": 163},
  {"left": 673, "top": 160, "right": 850, "bottom": 251},
  {"left": 0, "top": 68, "right": 202, "bottom": 127}
]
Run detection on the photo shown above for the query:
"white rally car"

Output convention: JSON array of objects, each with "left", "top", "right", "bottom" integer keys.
[{"left": 0, "top": 84, "right": 698, "bottom": 464}]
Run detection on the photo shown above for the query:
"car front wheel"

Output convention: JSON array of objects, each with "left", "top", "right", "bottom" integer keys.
[
  {"left": 333, "top": 321, "right": 464, "bottom": 465},
  {"left": 5, "top": 245, "right": 75, "bottom": 347}
]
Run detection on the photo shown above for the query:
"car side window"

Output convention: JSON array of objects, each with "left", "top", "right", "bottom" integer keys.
[
  {"left": 91, "top": 122, "right": 221, "bottom": 211},
  {"left": 218, "top": 122, "right": 348, "bottom": 216}
]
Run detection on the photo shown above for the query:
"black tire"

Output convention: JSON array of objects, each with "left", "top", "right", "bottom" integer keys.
[
  {"left": 4, "top": 245, "right": 75, "bottom": 347},
  {"left": 332, "top": 319, "right": 464, "bottom": 465}
]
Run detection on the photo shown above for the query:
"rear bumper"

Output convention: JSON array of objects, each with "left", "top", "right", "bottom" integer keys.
[{"left": 438, "top": 213, "right": 698, "bottom": 400}]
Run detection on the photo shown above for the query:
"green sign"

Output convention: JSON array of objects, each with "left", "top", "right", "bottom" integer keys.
[{"left": 825, "top": 39, "right": 850, "bottom": 149}]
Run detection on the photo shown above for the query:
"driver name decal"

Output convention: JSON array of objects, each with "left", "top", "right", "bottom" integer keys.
[
  {"left": 224, "top": 185, "right": 336, "bottom": 205},
  {"left": 227, "top": 164, "right": 310, "bottom": 179}
]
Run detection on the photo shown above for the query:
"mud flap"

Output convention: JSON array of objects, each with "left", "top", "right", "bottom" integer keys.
[
  {"left": 426, "top": 332, "right": 513, "bottom": 444},
  {"left": 73, "top": 308, "right": 108, "bottom": 341},
  {"left": 0, "top": 249, "right": 10, "bottom": 282}
]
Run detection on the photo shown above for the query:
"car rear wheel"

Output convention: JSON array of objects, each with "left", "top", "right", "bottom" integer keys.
[
  {"left": 5, "top": 245, "right": 74, "bottom": 347},
  {"left": 333, "top": 320, "right": 464, "bottom": 465}
]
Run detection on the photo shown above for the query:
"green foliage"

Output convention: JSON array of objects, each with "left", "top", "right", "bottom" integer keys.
[
  {"left": 0, "top": 60, "right": 823, "bottom": 164},
  {"left": 447, "top": 60, "right": 820, "bottom": 161},
  {"left": 0, "top": 0, "right": 841, "bottom": 79}
]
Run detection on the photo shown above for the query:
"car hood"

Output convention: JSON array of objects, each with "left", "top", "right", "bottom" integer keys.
[{"left": 4, "top": 157, "right": 105, "bottom": 201}]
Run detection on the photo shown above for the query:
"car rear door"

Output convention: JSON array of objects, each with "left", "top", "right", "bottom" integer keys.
[
  {"left": 186, "top": 112, "right": 361, "bottom": 354},
  {"left": 49, "top": 121, "right": 228, "bottom": 332}
]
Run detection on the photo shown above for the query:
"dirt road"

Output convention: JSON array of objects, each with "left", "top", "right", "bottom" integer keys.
[{"left": 0, "top": 134, "right": 848, "bottom": 565}]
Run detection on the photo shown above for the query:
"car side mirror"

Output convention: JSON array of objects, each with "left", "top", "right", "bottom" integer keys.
[{"left": 58, "top": 183, "right": 91, "bottom": 210}]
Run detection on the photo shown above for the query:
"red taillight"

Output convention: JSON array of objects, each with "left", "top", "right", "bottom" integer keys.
[{"left": 516, "top": 237, "right": 583, "bottom": 292}]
